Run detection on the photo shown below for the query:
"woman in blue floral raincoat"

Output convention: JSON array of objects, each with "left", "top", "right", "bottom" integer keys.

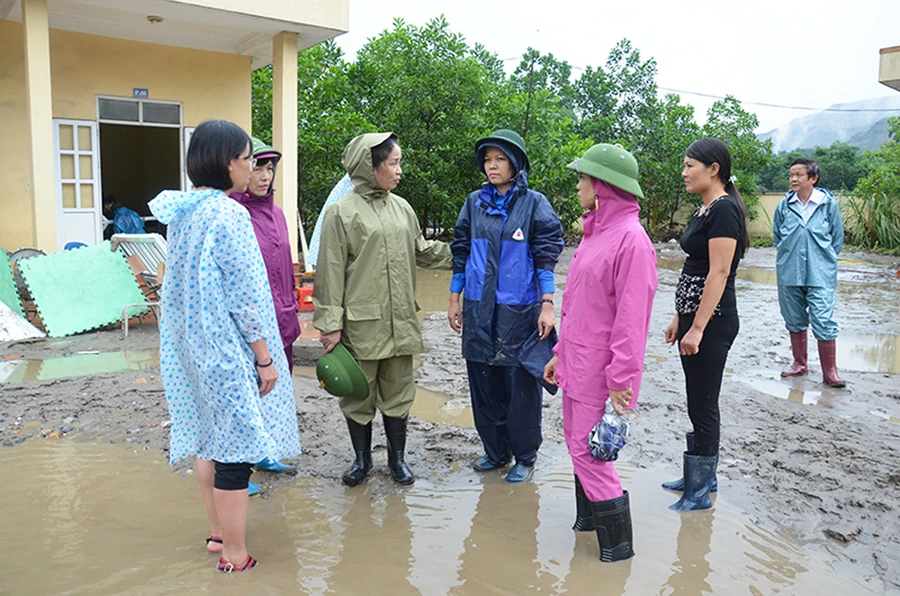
[{"left": 150, "top": 120, "right": 301, "bottom": 573}]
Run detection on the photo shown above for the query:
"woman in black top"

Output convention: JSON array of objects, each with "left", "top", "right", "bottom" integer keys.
[{"left": 663, "top": 138, "right": 749, "bottom": 512}]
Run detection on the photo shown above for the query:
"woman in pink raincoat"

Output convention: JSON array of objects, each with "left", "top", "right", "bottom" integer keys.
[{"left": 544, "top": 144, "right": 657, "bottom": 562}]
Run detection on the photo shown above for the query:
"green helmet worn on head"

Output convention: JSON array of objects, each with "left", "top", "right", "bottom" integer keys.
[
  {"left": 567, "top": 143, "right": 644, "bottom": 199},
  {"left": 475, "top": 129, "right": 530, "bottom": 173},
  {"left": 250, "top": 136, "right": 282, "bottom": 162}
]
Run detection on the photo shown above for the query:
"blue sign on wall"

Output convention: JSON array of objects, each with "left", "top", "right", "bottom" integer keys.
[{"left": 133, "top": 88, "right": 149, "bottom": 99}]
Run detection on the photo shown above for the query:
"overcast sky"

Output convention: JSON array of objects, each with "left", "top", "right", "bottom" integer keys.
[{"left": 334, "top": 0, "right": 900, "bottom": 133}]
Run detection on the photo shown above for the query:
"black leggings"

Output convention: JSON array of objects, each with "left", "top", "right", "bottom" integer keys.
[
  {"left": 677, "top": 313, "right": 739, "bottom": 456},
  {"left": 213, "top": 461, "right": 254, "bottom": 491}
]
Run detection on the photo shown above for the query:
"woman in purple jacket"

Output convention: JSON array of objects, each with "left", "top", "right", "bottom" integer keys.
[
  {"left": 226, "top": 137, "right": 300, "bottom": 484},
  {"left": 544, "top": 144, "right": 658, "bottom": 562}
]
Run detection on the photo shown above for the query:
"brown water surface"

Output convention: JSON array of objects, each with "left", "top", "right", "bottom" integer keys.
[
  {"left": 0, "top": 349, "right": 159, "bottom": 384},
  {"left": 740, "top": 371, "right": 900, "bottom": 424},
  {"left": 0, "top": 441, "right": 877, "bottom": 595},
  {"left": 294, "top": 365, "right": 474, "bottom": 428}
]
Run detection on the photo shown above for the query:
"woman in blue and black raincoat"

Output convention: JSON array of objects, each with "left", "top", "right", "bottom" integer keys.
[{"left": 448, "top": 129, "right": 564, "bottom": 483}]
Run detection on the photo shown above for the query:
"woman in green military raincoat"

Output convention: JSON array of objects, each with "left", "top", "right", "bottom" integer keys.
[{"left": 313, "top": 132, "right": 453, "bottom": 486}]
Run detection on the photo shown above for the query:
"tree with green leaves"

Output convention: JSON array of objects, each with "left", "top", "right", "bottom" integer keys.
[
  {"left": 346, "top": 17, "right": 494, "bottom": 237},
  {"left": 250, "top": 22, "right": 775, "bottom": 245},
  {"left": 759, "top": 142, "right": 870, "bottom": 194},
  {"left": 702, "top": 95, "right": 772, "bottom": 220},
  {"left": 848, "top": 117, "right": 900, "bottom": 252},
  {"left": 252, "top": 41, "right": 372, "bottom": 232},
  {"left": 631, "top": 94, "right": 701, "bottom": 238}
]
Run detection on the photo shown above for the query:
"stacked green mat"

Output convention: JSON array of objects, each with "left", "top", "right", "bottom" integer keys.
[
  {"left": 17, "top": 241, "right": 148, "bottom": 337},
  {"left": 0, "top": 250, "right": 25, "bottom": 318}
]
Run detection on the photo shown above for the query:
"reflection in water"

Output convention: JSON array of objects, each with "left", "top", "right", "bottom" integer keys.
[
  {"left": 742, "top": 373, "right": 900, "bottom": 424},
  {"left": 329, "top": 491, "right": 417, "bottom": 595},
  {"left": 415, "top": 268, "right": 454, "bottom": 316},
  {"left": 658, "top": 258, "right": 777, "bottom": 286},
  {"left": 1, "top": 349, "right": 159, "bottom": 383},
  {"left": 410, "top": 386, "right": 474, "bottom": 428},
  {"left": 660, "top": 513, "right": 714, "bottom": 596},
  {"left": 0, "top": 443, "right": 880, "bottom": 595},
  {"left": 839, "top": 332, "right": 900, "bottom": 374},
  {"left": 741, "top": 524, "right": 809, "bottom": 587},
  {"left": 407, "top": 484, "right": 480, "bottom": 593},
  {"left": 294, "top": 363, "right": 474, "bottom": 428},
  {"left": 451, "top": 481, "right": 553, "bottom": 594}
]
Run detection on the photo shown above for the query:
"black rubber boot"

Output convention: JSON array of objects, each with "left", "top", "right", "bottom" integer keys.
[
  {"left": 669, "top": 453, "right": 717, "bottom": 512},
  {"left": 383, "top": 414, "right": 415, "bottom": 485},
  {"left": 590, "top": 490, "right": 634, "bottom": 562},
  {"left": 661, "top": 432, "right": 718, "bottom": 493},
  {"left": 573, "top": 475, "right": 595, "bottom": 532},
  {"left": 341, "top": 418, "right": 372, "bottom": 487}
]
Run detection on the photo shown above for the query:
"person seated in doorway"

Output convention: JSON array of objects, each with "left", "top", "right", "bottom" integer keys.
[{"left": 102, "top": 195, "right": 145, "bottom": 239}]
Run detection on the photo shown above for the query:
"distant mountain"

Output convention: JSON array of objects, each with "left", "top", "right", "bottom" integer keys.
[
  {"left": 758, "top": 95, "right": 900, "bottom": 153},
  {"left": 846, "top": 117, "right": 892, "bottom": 150}
]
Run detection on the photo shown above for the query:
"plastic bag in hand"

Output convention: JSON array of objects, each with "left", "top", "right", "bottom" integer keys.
[{"left": 588, "top": 402, "right": 629, "bottom": 462}]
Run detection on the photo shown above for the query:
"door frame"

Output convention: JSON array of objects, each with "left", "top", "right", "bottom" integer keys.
[
  {"left": 92, "top": 95, "right": 188, "bottom": 238},
  {"left": 53, "top": 118, "right": 101, "bottom": 251}
]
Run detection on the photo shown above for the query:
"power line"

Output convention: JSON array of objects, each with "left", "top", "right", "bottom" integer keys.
[
  {"left": 657, "top": 87, "right": 900, "bottom": 113},
  {"left": 499, "top": 57, "right": 900, "bottom": 114}
]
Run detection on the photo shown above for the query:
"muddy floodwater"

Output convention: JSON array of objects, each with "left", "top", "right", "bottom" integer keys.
[
  {"left": 0, "top": 440, "right": 876, "bottom": 595},
  {"left": 1, "top": 245, "right": 898, "bottom": 594}
]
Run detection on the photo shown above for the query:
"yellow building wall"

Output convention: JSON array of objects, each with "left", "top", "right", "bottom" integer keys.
[
  {"left": 0, "top": 19, "right": 251, "bottom": 251},
  {"left": 749, "top": 193, "right": 782, "bottom": 239},
  {"left": 1, "top": 21, "right": 34, "bottom": 251}
]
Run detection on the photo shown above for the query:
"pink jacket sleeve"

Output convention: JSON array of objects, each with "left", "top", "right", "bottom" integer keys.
[{"left": 605, "top": 236, "right": 658, "bottom": 395}]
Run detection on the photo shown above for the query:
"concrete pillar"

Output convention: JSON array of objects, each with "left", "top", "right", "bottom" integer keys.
[
  {"left": 272, "top": 31, "right": 299, "bottom": 263},
  {"left": 22, "top": 0, "right": 56, "bottom": 251}
]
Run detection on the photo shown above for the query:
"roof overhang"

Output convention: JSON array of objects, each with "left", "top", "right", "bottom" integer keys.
[
  {"left": 880, "top": 46, "right": 900, "bottom": 92},
  {"left": 2, "top": 0, "right": 349, "bottom": 69}
]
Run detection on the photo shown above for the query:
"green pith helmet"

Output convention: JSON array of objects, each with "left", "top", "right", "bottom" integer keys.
[
  {"left": 250, "top": 136, "right": 282, "bottom": 162},
  {"left": 567, "top": 143, "right": 644, "bottom": 199},
  {"left": 316, "top": 343, "right": 369, "bottom": 399},
  {"left": 475, "top": 129, "right": 530, "bottom": 173}
]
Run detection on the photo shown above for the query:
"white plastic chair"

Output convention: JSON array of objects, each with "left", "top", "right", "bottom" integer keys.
[{"left": 111, "top": 234, "right": 167, "bottom": 336}]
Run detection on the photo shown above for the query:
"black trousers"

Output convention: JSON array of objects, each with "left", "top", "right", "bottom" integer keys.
[
  {"left": 677, "top": 313, "right": 739, "bottom": 456},
  {"left": 466, "top": 361, "right": 543, "bottom": 465},
  {"left": 213, "top": 461, "right": 254, "bottom": 490}
]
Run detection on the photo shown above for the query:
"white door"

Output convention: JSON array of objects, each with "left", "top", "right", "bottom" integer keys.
[
  {"left": 54, "top": 119, "right": 100, "bottom": 250},
  {"left": 182, "top": 126, "right": 195, "bottom": 190}
]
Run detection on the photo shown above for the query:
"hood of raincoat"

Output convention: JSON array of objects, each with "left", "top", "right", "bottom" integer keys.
[
  {"left": 583, "top": 179, "right": 641, "bottom": 236},
  {"left": 342, "top": 132, "right": 397, "bottom": 201},
  {"left": 230, "top": 188, "right": 277, "bottom": 219},
  {"left": 149, "top": 188, "right": 222, "bottom": 225}
]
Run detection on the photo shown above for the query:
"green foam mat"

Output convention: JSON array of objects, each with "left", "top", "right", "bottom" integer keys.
[
  {"left": 18, "top": 241, "right": 147, "bottom": 337},
  {"left": 0, "top": 250, "right": 24, "bottom": 318}
]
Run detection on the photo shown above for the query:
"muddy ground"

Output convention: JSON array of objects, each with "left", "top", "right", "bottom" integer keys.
[{"left": 1, "top": 246, "right": 898, "bottom": 591}]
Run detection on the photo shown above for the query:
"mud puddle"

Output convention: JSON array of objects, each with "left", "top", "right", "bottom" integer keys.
[
  {"left": 739, "top": 370, "right": 900, "bottom": 424},
  {"left": 0, "top": 349, "right": 159, "bottom": 384},
  {"left": 657, "top": 256, "right": 777, "bottom": 286},
  {"left": 294, "top": 365, "right": 474, "bottom": 428},
  {"left": 837, "top": 332, "right": 900, "bottom": 374},
  {"left": 0, "top": 440, "right": 879, "bottom": 595},
  {"left": 656, "top": 256, "right": 900, "bottom": 287}
]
